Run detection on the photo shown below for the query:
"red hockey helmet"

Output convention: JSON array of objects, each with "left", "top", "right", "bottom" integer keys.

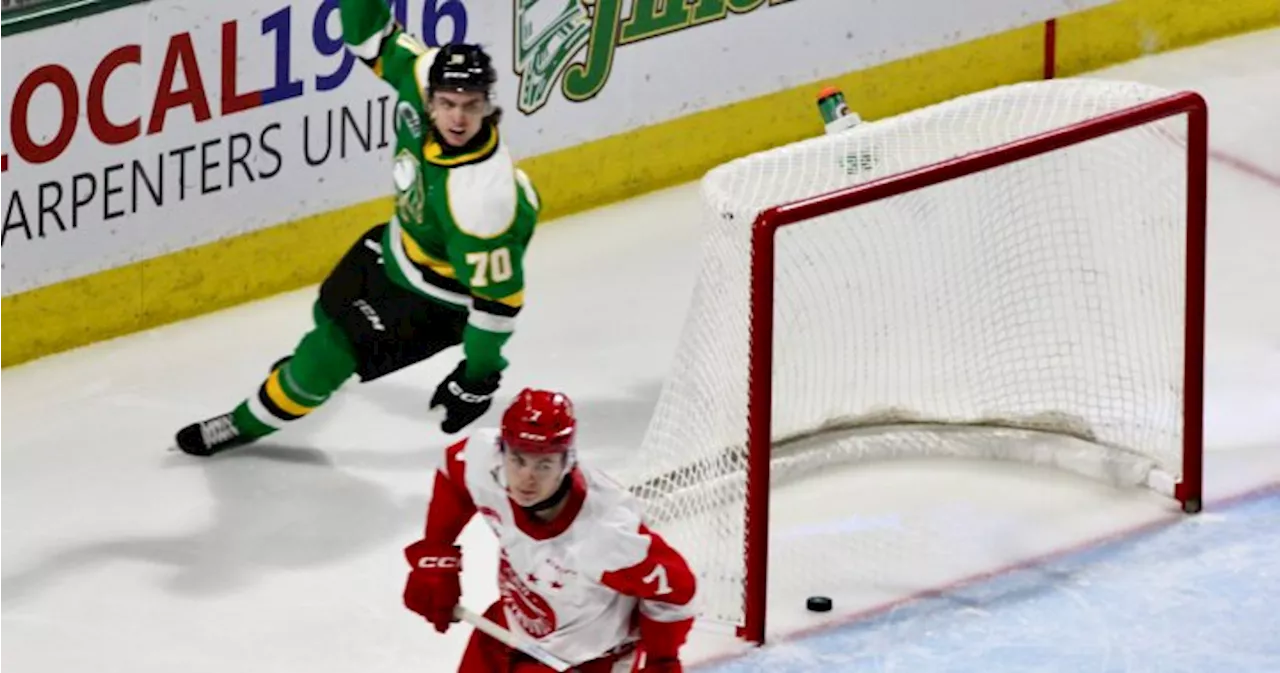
[{"left": 500, "top": 389, "right": 576, "bottom": 460}]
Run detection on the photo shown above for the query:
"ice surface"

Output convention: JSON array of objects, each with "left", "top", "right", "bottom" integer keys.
[{"left": 4, "top": 27, "right": 1280, "bottom": 673}]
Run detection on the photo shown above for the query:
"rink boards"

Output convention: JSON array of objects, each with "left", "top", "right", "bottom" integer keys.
[{"left": 2, "top": 0, "right": 1277, "bottom": 366}]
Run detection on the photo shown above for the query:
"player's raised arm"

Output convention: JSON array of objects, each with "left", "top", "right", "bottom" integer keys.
[
  {"left": 339, "top": 0, "right": 436, "bottom": 90},
  {"left": 599, "top": 526, "right": 698, "bottom": 672},
  {"left": 402, "top": 439, "right": 478, "bottom": 633}
]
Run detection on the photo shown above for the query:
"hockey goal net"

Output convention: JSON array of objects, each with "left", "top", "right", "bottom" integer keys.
[{"left": 628, "top": 79, "right": 1207, "bottom": 642}]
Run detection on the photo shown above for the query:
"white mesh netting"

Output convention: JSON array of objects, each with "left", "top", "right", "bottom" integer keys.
[{"left": 626, "top": 79, "right": 1194, "bottom": 630}]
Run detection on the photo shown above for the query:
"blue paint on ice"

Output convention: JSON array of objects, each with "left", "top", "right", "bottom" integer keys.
[{"left": 703, "top": 489, "right": 1280, "bottom": 672}]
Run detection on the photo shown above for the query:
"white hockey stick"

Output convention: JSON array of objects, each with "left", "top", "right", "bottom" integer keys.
[{"left": 453, "top": 605, "right": 573, "bottom": 672}]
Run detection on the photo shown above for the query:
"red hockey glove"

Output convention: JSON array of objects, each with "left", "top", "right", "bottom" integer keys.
[{"left": 403, "top": 540, "right": 462, "bottom": 633}]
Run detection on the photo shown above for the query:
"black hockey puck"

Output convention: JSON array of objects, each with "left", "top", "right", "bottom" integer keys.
[{"left": 806, "top": 596, "right": 833, "bottom": 612}]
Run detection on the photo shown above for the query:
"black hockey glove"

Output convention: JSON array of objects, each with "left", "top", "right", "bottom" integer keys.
[{"left": 430, "top": 361, "right": 501, "bottom": 434}]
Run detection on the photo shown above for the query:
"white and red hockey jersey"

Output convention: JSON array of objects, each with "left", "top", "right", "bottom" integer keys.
[{"left": 419, "top": 429, "right": 698, "bottom": 666}]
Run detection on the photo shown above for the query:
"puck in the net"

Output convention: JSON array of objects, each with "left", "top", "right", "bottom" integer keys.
[{"left": 806, "top": 596, "right": 833, "bottom": 612}]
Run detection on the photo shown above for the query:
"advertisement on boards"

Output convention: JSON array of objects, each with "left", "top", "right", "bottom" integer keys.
[
  {"left": 3, "top": 0, "right": 1104, "bottom": 297},
  {"left": 503, "top": 0, "right": 1108, "bottom": 155},
  {"left": 2, "top": 0, "right": 475, "bottom": 295}
]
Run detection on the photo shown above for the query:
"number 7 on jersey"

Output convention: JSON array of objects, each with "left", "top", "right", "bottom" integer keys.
[{"left": 642, "top": 564, "right": 673, "bottom": 596}]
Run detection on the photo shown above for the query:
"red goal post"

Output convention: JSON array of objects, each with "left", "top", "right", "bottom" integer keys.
[{"left": 741, "top": 90, "right": 1208, "bottom": 644}]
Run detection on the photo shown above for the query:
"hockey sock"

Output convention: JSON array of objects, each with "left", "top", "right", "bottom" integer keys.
[{"left": 232, "top": 302, "right": 359, "bottom": 439}]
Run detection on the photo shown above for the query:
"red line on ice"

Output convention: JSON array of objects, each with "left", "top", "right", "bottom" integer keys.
[{"left": 1211, "top": 150, "right": 1280, "bottom": 190}]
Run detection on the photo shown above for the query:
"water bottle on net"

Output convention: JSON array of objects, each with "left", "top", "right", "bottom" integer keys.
[
  {"left": 816, "top": 85, "right": 862, "bottom": 135},
  {"left": 816, "top": 85, "right": 874, "bottom": 174}
]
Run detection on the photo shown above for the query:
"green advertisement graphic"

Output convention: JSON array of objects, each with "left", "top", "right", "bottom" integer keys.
[{"left": 513, "top": 0, "right": 795, "bottom": 115}]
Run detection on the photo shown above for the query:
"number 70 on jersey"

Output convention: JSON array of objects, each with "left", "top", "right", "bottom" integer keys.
[{"left": 464, "top": 248, "right": 514, "bottom": 287}]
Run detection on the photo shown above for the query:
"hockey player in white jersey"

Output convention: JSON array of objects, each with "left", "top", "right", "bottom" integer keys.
[{"left": 401, "top": 388, "right": 698, "bottom": 672}]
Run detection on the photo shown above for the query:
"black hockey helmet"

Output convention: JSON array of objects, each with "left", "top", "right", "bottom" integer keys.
[{"left": 428, "top": 43, "right": 497, "bottom": 95}]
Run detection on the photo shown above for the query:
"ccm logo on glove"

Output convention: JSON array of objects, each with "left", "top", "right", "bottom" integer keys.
[
  {"left": 447, "top": 381, "right": 492, "bottom": 404},
  {"left": 418, "top": 556, "right": 461, "bottom": 570}
]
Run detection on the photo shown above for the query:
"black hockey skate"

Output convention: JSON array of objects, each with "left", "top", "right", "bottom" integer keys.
[{"left": 175, "top": 413, "right": 252, "bottom": 457}]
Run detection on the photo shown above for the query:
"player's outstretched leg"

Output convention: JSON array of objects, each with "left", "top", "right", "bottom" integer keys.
[{"left": 175, "top": 302, "right": 358, "bottom": 456}]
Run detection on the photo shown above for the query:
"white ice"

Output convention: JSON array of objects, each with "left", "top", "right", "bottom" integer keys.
[{"left": 4, "top": 27, "right": 1280, "bottom": 673}]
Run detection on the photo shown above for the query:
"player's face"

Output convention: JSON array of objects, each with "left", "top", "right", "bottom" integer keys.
[
  {"left": 503, "top": 448, "right": 566, "bottom": 507},
  {"left": 430, "top": 90, "right": 489, "bottom": 147}
]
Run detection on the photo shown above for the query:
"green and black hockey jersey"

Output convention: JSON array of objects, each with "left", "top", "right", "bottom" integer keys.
[{"left": 339, "top": 0, "right": 541, "bottom": 381}]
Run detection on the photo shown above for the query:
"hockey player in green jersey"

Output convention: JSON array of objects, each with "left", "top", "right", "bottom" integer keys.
[{"left": 174, "top": 0, "right": 541, "bottom": 456}]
